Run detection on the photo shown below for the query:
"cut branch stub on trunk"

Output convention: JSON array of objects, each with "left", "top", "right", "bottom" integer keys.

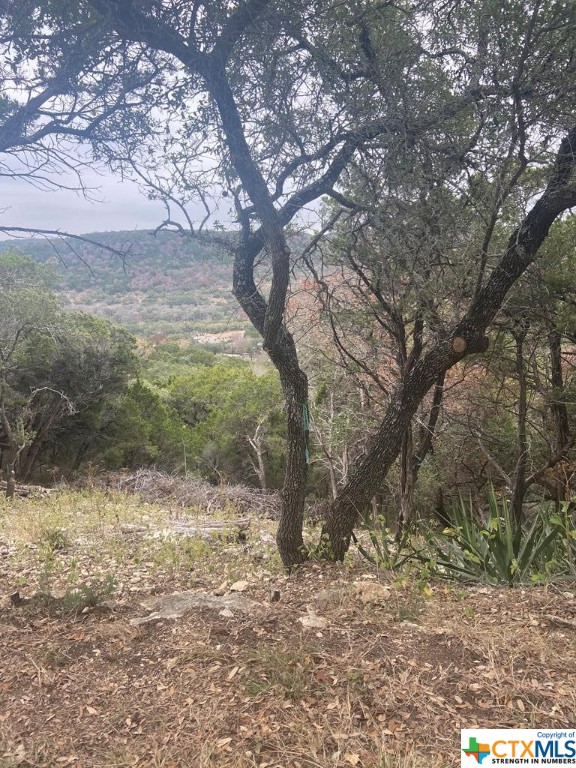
[{"left": 321, "top": 128, "right": 576, "bottom": 559}]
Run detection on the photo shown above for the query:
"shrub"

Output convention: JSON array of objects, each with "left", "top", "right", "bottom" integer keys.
[{"left": 416, "top": 487, "right": 566, "bottom": 585}]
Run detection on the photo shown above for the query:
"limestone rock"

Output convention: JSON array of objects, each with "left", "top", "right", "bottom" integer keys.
[
  {"left": 298, "top": 613, "right": 328, "bottom": 630},
  {"left": 130, "top": 591, "right": 261, "bottom": 626}
]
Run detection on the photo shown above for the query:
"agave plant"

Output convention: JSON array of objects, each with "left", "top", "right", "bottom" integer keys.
[{"left": 416, "top": 487, "right": 565, "bottom": 585}]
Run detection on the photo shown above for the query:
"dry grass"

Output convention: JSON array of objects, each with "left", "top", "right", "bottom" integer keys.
[{"left": 1, "top": 489, "right": 575, "bottom": 768}]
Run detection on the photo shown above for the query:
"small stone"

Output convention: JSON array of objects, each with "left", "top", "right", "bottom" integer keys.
[
  {"left": 230, "top": 580, "right": 249, "bottom": 592},
  {"left": 219, "top": 608, "right": 234, "bottom": 618},
  {"left": 214, "top": 581, "right": 230, "bottom": 596},
  {"left": 298, "top": 614, "right": 328, "bottom": 630}
]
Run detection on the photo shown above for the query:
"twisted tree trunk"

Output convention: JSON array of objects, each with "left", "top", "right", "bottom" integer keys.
[{"left": 322, "top": 128, "right": 576, "bottom": 558}]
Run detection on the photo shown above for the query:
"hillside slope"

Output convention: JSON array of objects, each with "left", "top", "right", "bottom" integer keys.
[{"left": 0, "top": 230, "right": 252, "bottom": 339}]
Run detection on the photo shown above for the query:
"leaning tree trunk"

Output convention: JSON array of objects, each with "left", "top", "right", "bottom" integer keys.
[
  {"left": 321, "top": 341, "right": 463, "bottom": 559},
  {"left": 322, "top": 127, "right": 576, "bottom": 559},
  {"left": 398, "top": 371, "right": 446, "bottom": 537}
]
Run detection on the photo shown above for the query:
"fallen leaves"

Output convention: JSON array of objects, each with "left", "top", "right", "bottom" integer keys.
[{"left": 2, "top": 491, "right": 576, "bottom": 768}]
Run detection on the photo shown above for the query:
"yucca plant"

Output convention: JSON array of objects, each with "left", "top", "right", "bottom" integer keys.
[{"left": 416, "top": 487, "right": 563, "bottom": 585}]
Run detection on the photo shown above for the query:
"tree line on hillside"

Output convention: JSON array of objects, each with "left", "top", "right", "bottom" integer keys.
[
  {"left": 0, "top": 231, "right": 249, "bottom": 338},
  {"left": 0, "top": 254, "right": 286, "bottom": 492},
  {"left": 1, "top": 0, "right": 576, "bottom": 566}
]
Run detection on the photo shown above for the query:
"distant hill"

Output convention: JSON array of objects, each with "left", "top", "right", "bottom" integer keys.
[{"left": 0, "top": 230, "right": 253, "bottom": 340}]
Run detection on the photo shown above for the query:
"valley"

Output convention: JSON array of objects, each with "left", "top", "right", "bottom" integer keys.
[{"left": 0, "top": 230, "right": 255, "bottom": 347}]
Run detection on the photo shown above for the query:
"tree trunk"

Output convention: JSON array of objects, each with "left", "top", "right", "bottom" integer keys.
[
  {"left": 248, "top": 422, "right": 268, "bottom": 490},
  {"left": 275, "top": 369, "right": 309, "bottom": 566},
  {"left": 5, "top": 450, "right": 16, "bottom": 499},
  {"left": 233, "top": 241, "right": 310, "bottom": 567},
  {"left": 205, "top": 68, "right": 311, "bottom": 568},
  {"left": 548, "top": 328, "right": 570, "bottom": 458},
  {"left": 510, "top": 324, "right": 529, "bottom": 526},
  {"left": 397, "top": 426, "right": 415, "bottom": 538},
  {"left": 0, "top": 400, "right": 16, "bottom": 499},
  {"left": 322, "top": 129, "right": 576, "bottom": 558},
  {"left": 321, "top": 351, "right": 455, "bottom": 559},
  {"left": 18, "top": 407, "right": 64, "bottom": 483}
]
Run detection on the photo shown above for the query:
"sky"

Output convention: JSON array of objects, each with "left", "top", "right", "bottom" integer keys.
[
  {"left": 0, "top": 155, "right": 318, "bottom": 240},
  {"left": 0, "top": 166, "right": 196, "bottom": 238}
]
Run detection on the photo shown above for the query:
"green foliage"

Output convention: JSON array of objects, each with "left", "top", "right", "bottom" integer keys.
[
  {"left": 32, "top": 575, "right": 118, "bottom": 617},
  {"left": 549, "top": 502, "right": 576, "bottom": 577},
  {"left": 162, "top": 365, "right": 285, "bottom": 486},
  {"left": 39, "top": 526, "right": 71, "bottom": 554},
  {"left": 59, "top": 575, "right": 117, "bottom": 614},
  {"left": 352, "top": 517, "right": 413, "bottom": 572},
  {"left": 417, "top": 489, "right": 567, "bottom": 585},
  {"left": 0, "top": 253, "right": 141, "bottom": 481},
  {"left": 150, "top": 536, "right": 212, "bottom": 572},
  {"left": 141, "top": 341, "right": 219, "bottom": 382},
  {"left": 0, "top": 252, "right": 281, "bottom": 482},
  {"left": 89, "top": 380, "right": 191, "bottom": 471}
]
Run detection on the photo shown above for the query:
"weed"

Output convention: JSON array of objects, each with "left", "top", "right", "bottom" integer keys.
[
  {"left": 22, "top": 574, "right": 117, "bottom": 617},
  {"left": 347, "top": 668, "right": 369, "bottom": 694},
  {"left": 37, "top": 645, "right": 73, "bottom": 668},
  {"left": 391, "top": 593, "right": 425, "bottom": 622},
  {"left": 151, "top": 535, "right": 212, "bottom": 572},
  {"left": 352, "top": 516, "right": 413, "bottom": 572},
  {"left": 39, "top": 526, "right": 70, "bottom": 553},
  {"left": 59, "top": 574, "right": 117, "bottom": 614},
  {"left": 244, "top": 647, "right": 314, "bottom": 700}
]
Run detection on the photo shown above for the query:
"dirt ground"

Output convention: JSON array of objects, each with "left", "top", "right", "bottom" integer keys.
[{"left": 0, "top": 490, "right": 575, "bottom": 768}]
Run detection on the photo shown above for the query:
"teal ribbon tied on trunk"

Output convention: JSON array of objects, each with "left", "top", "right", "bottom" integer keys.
[{"left": 302, "top": 402, "right": 311, "bottom": 465}]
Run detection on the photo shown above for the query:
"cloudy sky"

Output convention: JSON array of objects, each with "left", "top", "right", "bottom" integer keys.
[
  {"left": 0, "top": 156, "right": 318, "bottom": 239},
  {"left": 0, "top": 167, "right": 178, "bottom": 238}
]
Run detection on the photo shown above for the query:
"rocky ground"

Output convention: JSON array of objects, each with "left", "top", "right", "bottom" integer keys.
[{"left": 0, "top": 489, "right": 575, "bottom": 768}]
